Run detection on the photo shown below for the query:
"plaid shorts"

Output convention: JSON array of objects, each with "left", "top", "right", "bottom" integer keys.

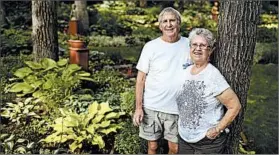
[{"left": 139, "top": 107, "right": 179, "bottom": 143}]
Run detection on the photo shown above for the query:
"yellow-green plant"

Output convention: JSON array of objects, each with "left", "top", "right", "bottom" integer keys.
[
  {"left": 5, "top": 58, "right": 93, "bottom": 109},
  {"left": 40, "top": 101, "right": 125, "bottom": 153}
]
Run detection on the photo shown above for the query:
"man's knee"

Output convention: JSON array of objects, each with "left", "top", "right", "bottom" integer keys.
[
  {"left": 168, "top": 142, "right": 178, "bottom": 153},
  {"left": 148, "top": 141, "right": 158, "bottom": 151}
]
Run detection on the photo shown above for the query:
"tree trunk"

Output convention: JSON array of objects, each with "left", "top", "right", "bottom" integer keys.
[
  {"left": 32, "top": 0, "right": 58, "bottom": 62},
  {"left": 0, "top": 1, "right": 6, "bottom": 26},
  {"left": 74, "top": 1, "right": 89, "bottom": 34},
  {"left": 212, "top": 0, "right": 261, "bottom": 153}
]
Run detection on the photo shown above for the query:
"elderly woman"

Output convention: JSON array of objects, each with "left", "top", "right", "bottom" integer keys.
[{"left": 176, "top": 28, "right": 241, "bottom": 154}]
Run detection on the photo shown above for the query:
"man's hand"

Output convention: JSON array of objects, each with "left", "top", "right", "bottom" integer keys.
[{"left": 133, "top": 108, "right": 144, "bottom": 126}]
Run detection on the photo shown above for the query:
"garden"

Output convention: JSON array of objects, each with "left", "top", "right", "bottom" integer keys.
[{"left": 0, "top": 1, "right": 278, "bottom": 154}]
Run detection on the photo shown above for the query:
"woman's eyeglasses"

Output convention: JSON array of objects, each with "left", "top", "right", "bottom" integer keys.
[{"left": 190, "top": 43, "right": 210, "bottom": 50}]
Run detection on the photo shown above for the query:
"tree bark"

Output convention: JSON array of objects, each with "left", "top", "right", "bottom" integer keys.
[
  {"left": 32, "top": 0, "right": 58, "bottom": 62},
  {"left": 0, "top": 1, "right": 6, "bottom": 26},
  {"left": 74, "top": 1, "right": 89, "bottom": 34},
  {"left": 212, "top": 0, "right": 261, "bottom": 153}
]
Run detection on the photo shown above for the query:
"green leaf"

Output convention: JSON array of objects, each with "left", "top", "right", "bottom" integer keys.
[
  {"left": 16, "top": 138, "right": 26, "bottom": 143},
  {"left": 57, "top": 59, "right": 68, "bottom": 66},
  {"left": 88, "top": 102, "right": 99, "bottom": 116},
  {"left": 24, "top": 97, "right": 33, "bottom": 105},
  {"left": 77, "top": 71, "right": 91, "bottom": 77},
  {"left": 98, "top": 102, "right": 112, "bottom": 115},
  {"left": 9, "top": 82, "right": 34, "bottom": 93},
  {"left": 27, "top": 142, "right": 34, "bottom": 149},
  {"left": 99, "top": 120, "right": 111, "bottom": 128},
  {"left": 105, "top": 112, "right": 120, "bottom": 120},
  {"left": 6, "top": 141, "right": 14, "bottom": 150},
  {"left": 0, "top": 134, "right": 9, "bottom": 140},
  {"left": 99, "top": 124, "right": 121, "bottom": 135},
  {"left": 40, "top": 58, "right": 57, "bottom": 70},
  {"left": 14, "top": 67, "right": 33, "bottom": 78},
  {"left": 92, "top": 114, "right": 104, "bottom": 123},
  {"left": 25, "top": 61, "right": 42, "bottom": 69},
  {"left": 86, "top": 124, "right": 95, "bottom": 135},
  {"left": 69, "top": 141, "right": 82, "bottom": 153},
  {"left": 92, "top": 135, "right": 105, "bottom": 149},
  {"left": 15, "top": 147, "right": 27, "bottom": 154},
  {"left": 79, "top": 77, "right": 95, "bottom": 82},
  {"left": 42, "top": 79, "right": 52, "bottom": 89}
]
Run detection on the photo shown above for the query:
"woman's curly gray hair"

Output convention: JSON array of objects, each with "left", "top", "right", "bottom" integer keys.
[{"left": 188, "top": 28, "right": 215, "bottom": 48}]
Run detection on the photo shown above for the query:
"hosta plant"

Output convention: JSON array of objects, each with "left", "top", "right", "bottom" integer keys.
[
  {"left": 40, "top": 101, "right": 125, "bottom": 153},
  {"left": 4, "top": 58, "right": 93, "bottom": 109},
  {"left": 1, "top": 97, "right": 41, "bottom": 125},
  {"left": 0, "top": 134, "right": 34, "bottom": 154}
]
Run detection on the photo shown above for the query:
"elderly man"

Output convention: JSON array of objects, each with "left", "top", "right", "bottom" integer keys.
[{"left": 133, "top": 7, "right": 191, "bottom": 154}]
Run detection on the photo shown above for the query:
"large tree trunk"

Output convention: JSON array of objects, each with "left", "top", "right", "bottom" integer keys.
[
  {"left": 212, "top": 0, "right": 261, "bottom": 153},
  {"left": 32, "top": 0, "right": 58, "bottom": 62},
  {"left": 0, "top": 1, "right": 6, "bottom": 26},
  {"left": 74, "top": 1, "right": 89, "bottom": 34}
]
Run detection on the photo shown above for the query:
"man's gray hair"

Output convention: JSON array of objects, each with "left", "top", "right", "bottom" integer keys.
[
  {"left": 158, "top": 7, "right": 181, "bottom": 25},
  {"left": 188, "top": 28, "right": 215, "bottom": 48}
]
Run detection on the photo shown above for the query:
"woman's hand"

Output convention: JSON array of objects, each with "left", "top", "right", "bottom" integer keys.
[{"left": 206, "top": 127, "right": 220, "bottom": 139}]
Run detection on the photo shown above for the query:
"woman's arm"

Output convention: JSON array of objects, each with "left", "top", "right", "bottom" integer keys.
[{"left": 206, "top": 88, "right": 241, "bottom": 139}]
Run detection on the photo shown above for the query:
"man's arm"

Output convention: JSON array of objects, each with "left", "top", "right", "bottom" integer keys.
[{"left": 133, "top": 70, "right": 146, "bottom": 126}]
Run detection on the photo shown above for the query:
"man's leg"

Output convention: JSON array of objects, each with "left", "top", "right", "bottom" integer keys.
[
  {"left": 168, "top": 141, "right": 178, "bottom": 154},
  {"left": 162, "top": 112, "right": 179, "bottom": 154},
  {"left": 148, "top": 140, "right": 158, "bottom": 154}
]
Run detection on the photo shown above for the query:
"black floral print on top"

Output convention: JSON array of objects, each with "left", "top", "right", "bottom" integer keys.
[{"left": 176, "top": 80, "right": 208, "bottom": 130}]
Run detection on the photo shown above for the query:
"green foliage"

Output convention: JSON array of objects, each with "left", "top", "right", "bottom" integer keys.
[
  {"left": 1, "top": 28, "right": 32, "bottom": 56},
  {"left": 254, "top": 42, "right": 278, "bottom": 64},
  {"left": 244, "top": 64, "right": 278, "bottom": 154},
  {"left": 40, "top": 102, "right": 125, "bottom": 153},
  {"left": 120, "top": 88, "right": 135, "bottom": 116},
  {"left": 91, "top": 68, "right": 133, "bottom": 109},
  {"left": 0, "top": 133, "right": 35, "bottom": 154},
  {"left": 1, "top": 97, "right": 41, "bottom": 125},
  {"left": 114, "top": 121, "right": 140, "bottom": 154},
  {"left": 256, "top": 27, "right": 278, "bottom": 43},
  {"left": 5, "top": 58, "right": 93, "bottom": 110}
]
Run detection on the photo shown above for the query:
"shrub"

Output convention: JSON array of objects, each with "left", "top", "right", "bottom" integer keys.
[
  {"left": 254, "top": 42, "right": 278, "bottom": 64},
  {"left": 256, "top": 27, "right": 278, "bottom": 43},
  {"left": 114, "top": 121, "right": 140, "bottom": 154},
  {"left": 4, "top": 58, "right": 93, "bottom": 111}
]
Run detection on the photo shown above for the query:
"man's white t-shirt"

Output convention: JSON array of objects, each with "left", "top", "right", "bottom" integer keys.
[
  {"left": 136, "top": 36, "right": 191, "bottom": 114},
  {"left": 176, "top": 63, "right": 230, "bottom": 143}
]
